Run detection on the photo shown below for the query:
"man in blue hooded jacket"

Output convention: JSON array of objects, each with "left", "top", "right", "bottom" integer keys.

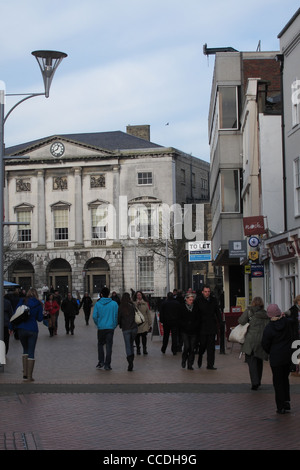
[{"left": 93, "top": 287, "right": 118, "bottom": 370}]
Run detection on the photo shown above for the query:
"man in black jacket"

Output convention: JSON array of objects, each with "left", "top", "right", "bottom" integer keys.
[
  {"left": 160, "top": 292, "right": 181, "bottom": 355},
  {"left": 197, "top": 285, "right": 222, "bottom": 370}
]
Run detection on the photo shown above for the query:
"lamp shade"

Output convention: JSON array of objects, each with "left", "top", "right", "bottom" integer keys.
[{"left": 31, "top": 50, "right": 68, "bottom": 98}]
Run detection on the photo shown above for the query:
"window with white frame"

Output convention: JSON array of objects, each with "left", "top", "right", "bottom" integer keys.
[
  {"left": 91, "top": 206, "right": 107, "bottom": 239},
  {"left": 137, "top": 172, "right": 152, "bottom": 185},
  {"left": 54, "top": 209, "right": 69, "bottom": 240},
  {"left": 138, "top": 256, "right": 154, "bottom": 291},
  {"left": 218, "top": 86, "right": 239, "bottom": 130},
  {"left": 17, "top": 211, "right": 31, "bottom": 242},
  {"left": 129, "top": 205, "right": 156, "bottom": 238},
  {"left": 292, "top": 79, "right": 300, "bottom": 127},
  {"left": 294, "top": 156, "right": 300, "bottom": 215},
  {"left": 220, "top": 169, "right": 240, "bottom": 213}
]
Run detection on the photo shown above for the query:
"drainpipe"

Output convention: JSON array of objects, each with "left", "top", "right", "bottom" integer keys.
[{"left": 277, "top": 53, "right": 287, "bottom": 232}]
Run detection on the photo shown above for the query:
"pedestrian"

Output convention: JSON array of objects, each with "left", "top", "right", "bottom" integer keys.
[
  {"left": 118, "top": 292, "right": 138, "bottom": 371},
  {"left": 238, "top": 296, "right": 270, "bottom": 390},
  {"left": 4, "top": 297, "right": 13, "bottom": 354},
  {"left": 93, "top": 287, "right": 118, "bottom": 370},
  {"left": 41, "top": 283, "right": 49, "bottom": 301},
  {"left": 133, "top": 291, "right": 152, "bottom": 355},
  {"left": 44, "top": 294, "right": 60, "bottom": 337},
  {"left": 160, "top": 292, "right": 181, "bottom": 355},
  {"left": 12, "top": 288, "right": 44, "bottom": 382},
  {"left": 53, "top": 289, "right": 62, "bottom": 334},
  {"left": 262, "top": 304, "right": 293, "bottom": 414},
  {"left": 79, "top": 292, "right": 93, "bottom": 325},
  {"left": 284, "top": 295, "right": 300, "bottom": 375},
  {"left": 111, "top": 291, "right": 120, "bottom": 305},
  {"left": 197, "top": 285, "right": 222, "bottom": 370},
  {"left": 179, "top": 293, "right": 200, "bottom": 370},
  {"left": 61, "top": 292, "right": 79, "bottom": 335}
]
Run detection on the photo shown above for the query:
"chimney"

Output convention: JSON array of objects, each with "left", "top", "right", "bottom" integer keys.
[{"left": 126, "top": 125, "right": 150, "bottom": 141}]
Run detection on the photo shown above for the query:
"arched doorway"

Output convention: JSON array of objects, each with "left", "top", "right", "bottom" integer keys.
[
  {"left": 84, "top": 258, "right": 110, "bottom": 295},
  {"left": 48, "top": 258, "right": 72, "bottom": 297},
  {"left": 10, "top": 259, "right": 34, "bottom": 292}
]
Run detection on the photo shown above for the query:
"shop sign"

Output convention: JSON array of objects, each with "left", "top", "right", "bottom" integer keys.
[{"left": 243, "top": 216, "right": 266, "bottom": 236}]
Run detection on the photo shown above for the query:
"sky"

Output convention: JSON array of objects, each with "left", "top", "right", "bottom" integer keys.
[{"left": 0, "top": 0, "right": 298, "bottom": 162}]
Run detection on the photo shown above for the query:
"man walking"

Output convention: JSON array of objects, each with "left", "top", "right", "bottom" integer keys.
[
  {"left": 61, "top": 292, "right": 79, "bottom": 335},
  {"left": 160, "top": 292, "right": 181, "bottom": 355},
  {"left": 93, "top": 287, "right": 118, "bottom": 370},
  {"left": 197, "top": 285, "right": 222, "bottom": 370}
]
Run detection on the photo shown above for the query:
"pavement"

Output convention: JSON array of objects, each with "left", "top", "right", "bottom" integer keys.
[{"left": 1, "top": 308, "right": 300, "bottom": 454}]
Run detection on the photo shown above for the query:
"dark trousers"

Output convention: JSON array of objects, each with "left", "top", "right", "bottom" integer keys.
[
  {"left": 97, "top": 329, "right": 114, "bottom": 367},
  {"left": 271, "top": 363, "right": 290, "bottom": 411},
  {"left": 162, "top": 325, "right": 178, "bottom": 354},
  {"left": 182, "top": 333, "right": 198, "bottom": 367},
  {"left": 198, "top": 334, "right": 216, "bottom": 368},
  {"left": 64, "top": 314, "right": 75, "bottom": 334},
  {"left": 245, "top": 353, "right": 263, "bottom": 387}
]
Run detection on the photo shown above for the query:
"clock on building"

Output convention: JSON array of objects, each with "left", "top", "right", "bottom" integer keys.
[{"left": 50, "top": 142, "right": 65, "bottom": 157}]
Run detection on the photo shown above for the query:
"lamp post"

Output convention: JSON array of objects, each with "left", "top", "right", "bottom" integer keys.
[{"left": 0, "top": 50, "right": 67, "bottom": 366}]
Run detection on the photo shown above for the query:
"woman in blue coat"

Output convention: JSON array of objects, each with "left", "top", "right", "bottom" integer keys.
[{"left": 13, "top": 288, "right": 44, "bottom": 382}]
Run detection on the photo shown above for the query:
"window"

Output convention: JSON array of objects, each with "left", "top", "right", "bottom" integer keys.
[
  {"left": 220, "top": 169, "right": 240, "bottom": 213},
  {"left": 91, "top": 206, "right": 107, "bottom": 239},
  {"left": 292, "top": 79, "right": 300, "bottom": 127},
  {"left": 17, "top": 211, "right": 31, "bottom": 242},
  {"left": 139, "top": 256, "right": 154, "bottom": 291},
  {"left": 137, "top": 172, "right": 152, "bottom": 185},
  {"left": 218, "top": 86, "right": 238, "bottom": 130},
  {"left": 294, "top": 157, "right": 300, "bottom": 215},
  {"left": 54, "top": 209, "right": 68, "bottom": 240}
]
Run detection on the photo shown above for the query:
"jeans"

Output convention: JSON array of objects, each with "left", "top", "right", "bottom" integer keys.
[
  {"left": 182, "top": 332, "right": 198, "bottom": 367},
  {"left": 97, "top": 329, "right": 114, "bottom": 367},
  {"left": 18, "top": 328, "right": 38, "bottom": 359},
  {"left": 122, "top": 327, "right": 138, "bottom": 356}
]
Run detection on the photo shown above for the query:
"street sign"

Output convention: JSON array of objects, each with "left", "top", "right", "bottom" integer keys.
[{"left": 188, "top": 241, "right": 212, "bottom": 262}]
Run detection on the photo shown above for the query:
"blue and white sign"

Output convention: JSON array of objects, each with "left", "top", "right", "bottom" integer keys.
[{"left": 188, "top": 241, "right": 212, "bottom": 262}]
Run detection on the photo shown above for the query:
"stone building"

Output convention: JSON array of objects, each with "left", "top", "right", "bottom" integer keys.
[{"left": 4, "top": 125, "right": 210, "bottom": 300}]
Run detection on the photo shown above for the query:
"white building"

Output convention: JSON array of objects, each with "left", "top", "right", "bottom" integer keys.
[
  {"left": 266, "top": 9, "right": 300, "bottom": 309},
  {"left": 4, "top": 125, "right": 210, "bottom": 300}
]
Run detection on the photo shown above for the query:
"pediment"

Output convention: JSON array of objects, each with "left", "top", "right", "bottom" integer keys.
[{"left": 6, "top": 135, "right": 115, "bottom": 161}]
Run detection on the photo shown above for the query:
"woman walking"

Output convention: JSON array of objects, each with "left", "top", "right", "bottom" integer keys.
[
  {"left": 238, "top": 296, "right": 270, "bottom": 390},
  {"left": 13, "top": 288, "right": 44, "bottom": 382},
  {"left": 44, "top": 293, "right": 60, "bottom": 336},
  {"left": 118, "top": 292, "right": 138, "bottom": 371},
  {"left": 133, "top": 291, "right": 152, "bottom": 355}
]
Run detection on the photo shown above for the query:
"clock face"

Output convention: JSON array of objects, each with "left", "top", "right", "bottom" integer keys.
[{"left": 50, "top": 142, "right": 65, "bottom": 157}]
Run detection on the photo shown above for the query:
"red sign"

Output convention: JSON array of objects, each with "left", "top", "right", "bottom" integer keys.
[{"left": 243, "top": 216, "right": 266, "bottom": 235}]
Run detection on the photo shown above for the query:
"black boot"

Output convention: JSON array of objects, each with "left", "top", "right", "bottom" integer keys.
[{"left": 127, "top": 355, "right": 134, "bottom": 371}]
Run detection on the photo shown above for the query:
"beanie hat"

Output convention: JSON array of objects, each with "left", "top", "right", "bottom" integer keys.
[{"left": 267, "top": 303, "right": 282, "bottom": 318}]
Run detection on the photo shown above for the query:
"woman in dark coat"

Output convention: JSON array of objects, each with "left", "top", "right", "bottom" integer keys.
[
  {"left": 118, "top": 292, "right": 138, "bottom": 371},
  {"left": 179, "top": 293, "right": 200, "bottom": 370},
  {"left": 262, "top": 304, "right": 293, "bottom": 414},
  {"left": 238, "top": 296, "right": 270, "bottom": 390}
]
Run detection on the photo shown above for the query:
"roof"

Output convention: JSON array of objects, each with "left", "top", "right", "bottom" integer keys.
[{"left": 5, "top": 130, "right": 163, "bottom": 156}]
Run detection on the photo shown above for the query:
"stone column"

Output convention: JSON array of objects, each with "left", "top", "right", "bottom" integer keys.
[
  {"left": 37, "top": 170, "right": 46, "bottom": 247},
  {"left": 74, "top": 167, "right": 83, "bottom": 246}
]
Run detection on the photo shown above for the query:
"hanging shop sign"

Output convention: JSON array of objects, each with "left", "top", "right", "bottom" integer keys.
[{"left": 243, "top": 216, "right": 266, "bottom": 236}]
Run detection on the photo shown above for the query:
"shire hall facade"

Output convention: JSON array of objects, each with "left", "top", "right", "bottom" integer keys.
[{"left": 4, "top": 125, "right": 210, "bottom": 300}]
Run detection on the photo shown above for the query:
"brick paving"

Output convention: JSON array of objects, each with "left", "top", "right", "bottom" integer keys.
[{"left": 1, "top": 309, "right": 300, "bottom": 451}]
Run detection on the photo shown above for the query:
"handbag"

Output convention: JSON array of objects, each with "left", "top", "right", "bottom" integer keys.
[
  {"left": 228, "top": 322, "right": 249, "bottom": 344},
  {"left": 10, "top": 304, "right": 30, "bottom": 326},
  {"left": 135, "top": 307, "right": 145, "bottom": 325}
]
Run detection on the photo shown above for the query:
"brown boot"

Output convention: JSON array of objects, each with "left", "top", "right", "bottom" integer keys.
[{"left": 26, "top": 358, "right": 35, "bottom": 382}]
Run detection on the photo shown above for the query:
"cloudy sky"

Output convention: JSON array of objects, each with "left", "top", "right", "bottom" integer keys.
[{"left": 0, "top": 0, "right": 298, "bottom": 161}]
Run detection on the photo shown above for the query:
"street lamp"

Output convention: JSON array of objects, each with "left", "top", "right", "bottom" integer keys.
[{"left": 0, "top": 50, "right": 67, "bottom": 367}]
